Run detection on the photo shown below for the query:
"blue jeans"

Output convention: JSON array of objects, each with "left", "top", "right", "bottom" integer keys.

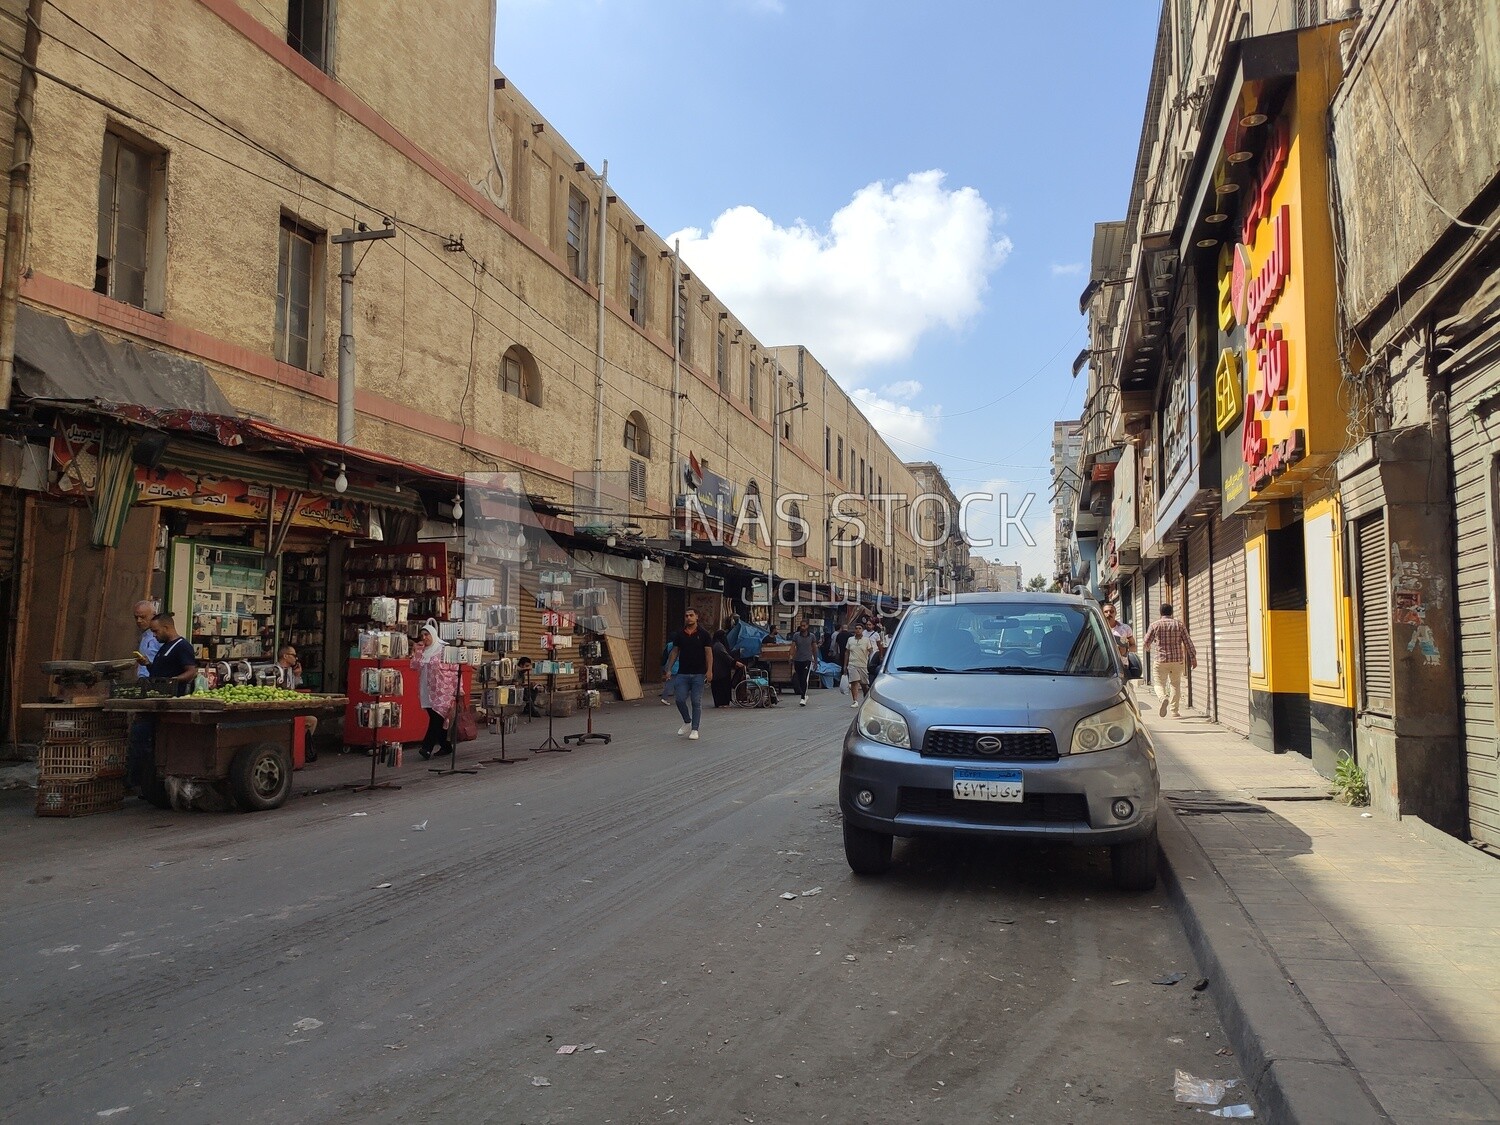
[{"left": 673, "top": 673, "right": 705, "bottom": 731}]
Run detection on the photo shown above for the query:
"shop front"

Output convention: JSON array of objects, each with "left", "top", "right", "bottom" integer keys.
[{"left": 1188, "top": 24, "right": 1354, "bottom": 774}]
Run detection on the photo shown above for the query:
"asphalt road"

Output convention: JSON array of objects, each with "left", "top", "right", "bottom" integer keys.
[{"left": 1, "top": 691, "right": 1245, "bottom": 1124}]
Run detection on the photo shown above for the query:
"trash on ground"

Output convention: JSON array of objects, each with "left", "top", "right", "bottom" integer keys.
[
  {"left": 1360, "top": 812, "right": 1373, "bottom": 818},
  {"left": 801, "top": 887, "right": 823, "bottom": 897},
  {"left": 1154, "top": 971, "right": 1188, "bottom": 985},
  {"left": 348, "top": 812, "right": 368, "bottom": 817},
  {"left": 412, "top": 821, "right": 428, "bottom": 831},
  {"left": 97, "top": 1110, "right": 130, "bottom": 1118},
  {"left": 1167, "top": 1036, "right": 1184, "bottom": 1044},
  {"left": 1173, "top": 1070, "right": 1240, "bottom": 1105},
  {"left": 292, "top": 1018, "right": 323, "bottom": 1032},
  {"left": 844, "top": 954, "right": 857, "bottom": 962},
  {"left": 146, "top": 861, "right": 173, "bottom": 870},
  {"left": 989, "top": 917, "right": 1016, "bottom": 925},
  {"left": 531, "top": 1076, "right": 551, "bottom": 1087},
  {"left": 1193, "top": 978, "right": 1210, "bottom": 991},
  {"left": 1204, "top": 1105, "right": 1254, "bottom": 1118},
  {"left": 384, "top": 1043, "right": 405, "bottom": 1050},
  {"left": 375, "top": 882, "right": 393, "bottom": 889},
  {"left": 1215, "top": 1046, "right": 1234, "bottom": 1057},
  {"left": 556, "top": 1045, "right": 577, "bottom": 1054},
  {"left": 1111, "top": 979, "right": 1131, "bottom": 986},
  {"left": 780, "top": 892, "right": 798, "bottom": 900}
]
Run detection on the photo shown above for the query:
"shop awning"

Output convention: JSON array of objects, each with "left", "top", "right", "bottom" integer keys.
[{"left": 14, "top": 305, "right": 237, "bottom": 428}]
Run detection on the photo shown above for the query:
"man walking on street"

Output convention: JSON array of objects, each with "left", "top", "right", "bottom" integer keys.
[
  {"left": 790, "top": 620, "right": 817, "bottom": 705},
  {"left": 843, "top": 620, "right": 876, "bottom": 708},
  {"left": 1141, "top": 603, "right": 1195, "bottom": 718},
  {"left": 1101, "top": 602, "right": 1136, "bottom": 661},
  {"left": 665, "top": 608, "right": 712, "bottom": 740}
]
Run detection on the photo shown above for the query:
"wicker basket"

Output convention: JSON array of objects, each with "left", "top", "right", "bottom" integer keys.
[
  {"left": 38, "top": 738, "right": 128, "bottom": 780},
  {"left": 35, "top": 776, "right": 126, "bottom": 817},
  {"left": 42, "top": 709, "right": 128, "bottom": 743}
]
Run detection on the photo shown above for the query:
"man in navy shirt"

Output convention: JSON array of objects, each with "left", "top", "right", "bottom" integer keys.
[
  {"left": 144, "top": 613, "right": 198, "bottom": 694},
  {"left": 665, "top": 608, "right": 713, "bottom": 740}
]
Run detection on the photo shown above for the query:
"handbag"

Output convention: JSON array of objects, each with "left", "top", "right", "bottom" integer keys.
[{"left": 454, "top": 707, "right": 479, "bottom": 743}]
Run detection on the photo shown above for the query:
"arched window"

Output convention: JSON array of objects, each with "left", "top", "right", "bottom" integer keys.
[
  {"left": 500, "top": 345, "right": 542, "bottom": 406},
  {"left": 744, "top": 480, "right": 761, "bottom": 545},
  {"left": 788, "top": 501, "right": 808, "bottom": 557},
  {"left": 623, "top": 411, "right": 651, "bottom": 457}
]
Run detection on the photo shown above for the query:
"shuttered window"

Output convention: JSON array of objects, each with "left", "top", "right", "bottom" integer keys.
[
  {"left": 1356, "top": 513, "right": 1392, "bottom": 713},
  {"left": 628, "top": 457, "right": 646, "bottom": 501}
]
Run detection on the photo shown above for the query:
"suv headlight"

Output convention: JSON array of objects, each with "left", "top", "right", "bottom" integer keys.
[
  {"left": 1070, "top": 701, "right": 1136, "bottom": 754},
  {"left": 858, "top": 698, "right": 911, "bottom": 749}
]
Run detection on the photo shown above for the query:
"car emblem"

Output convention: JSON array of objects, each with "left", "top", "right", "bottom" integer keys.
[{"left": 975, "top": 736, "right": 1003, "bottom": 754}]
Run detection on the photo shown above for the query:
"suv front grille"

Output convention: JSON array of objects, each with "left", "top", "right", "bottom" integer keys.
[
  {"left": 922, "top": 728, "right": 1059, "bottom": 761},
  {"left": 898, "top": 788, "right": 1089, "bottom": 826}
]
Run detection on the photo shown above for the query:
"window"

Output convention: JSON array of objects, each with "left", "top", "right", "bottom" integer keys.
[
  {"left": 837, "top": 436, "right": 844, "bottom": 481},
  {"left": 716, "top": 331, "right": 728, "bottom": 394},
  {"left": 566, "top": 188, "right": 590, "bottom": 281},
  {"left": 628, "top": 457, "right": 647, "bottom": 501},
  {"left": 628, "top": 247, "right": 647, "bottom": 327},
  {"left": 677, "top": 287, "right": 689, "bottom": 358},
  {"left": 624, "top": 410, "right": 651, "bottom": 457},
  {"left": 824, "top": 426, "right": 831, "bottom": 471},
  {"left": 744, "top": 480, "right": 761, "bottom": 545},
  {"left": 501, "top": 346, "right": 542, "bottom": 406},
  {"left": 789, "top": 501, "right": 807, "bottom": 557},
  {"left": 274, "top": 214, "right": 324, "bottom": 372},
  {"left": 748, "top": 363, "right": 759, "bottom": 416},
  {"left": 95, "top": 131, "right": 165, "bottom": 311},
  {"left": 287, "top": 0, "right": 332, "bottom": 71},
  {"left": 859, "top": 457, "right": 867, "bottom": 496}
]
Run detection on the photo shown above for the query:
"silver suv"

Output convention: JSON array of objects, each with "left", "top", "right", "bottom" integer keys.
[{"left": 839, "top": 593, "right": 1159, "bottom": 890}]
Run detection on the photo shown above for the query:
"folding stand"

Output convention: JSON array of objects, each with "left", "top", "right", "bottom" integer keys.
[
  {"left": 482, "top": 705, "right": 526, "bottom": 764},
  {"left": 532, "top": 643, "right": 569, "bottom": 753},
  {"left": 563, "top": 703, "right": 611, "bottom": 744},
  {"left": 430, "top": 661, "right": 478, "bottom": 775},
  {"left": 354, "top": 658, "right": 401, "bottom": 793}
]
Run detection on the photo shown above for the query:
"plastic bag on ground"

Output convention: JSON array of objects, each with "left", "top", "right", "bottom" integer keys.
[{"left": 1173, "top": 1070, "right": 1240, "bottom": 1105}]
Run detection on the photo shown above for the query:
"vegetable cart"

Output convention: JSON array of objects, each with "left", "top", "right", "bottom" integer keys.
[{"left": 104, "top": 693, "right": 346, "bottom": 811}]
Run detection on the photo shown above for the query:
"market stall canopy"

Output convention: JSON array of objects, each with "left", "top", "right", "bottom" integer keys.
[{"left": 14, "top": 305, "right": 236, "bottom": 424}]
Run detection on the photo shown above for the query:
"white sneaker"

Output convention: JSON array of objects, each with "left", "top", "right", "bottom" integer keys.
[
  {"left": 688, "top": 730, "right": 700, "bottom": 740},
  {"left": 661, "top": 697, "right": 670, "bottom": 705},
  {"left": 677, "top": 725, "right": 688, "bottom": 736},
  {"left": 851, "top": 700, "right": 860, "bottom": 708},
  {"left": 800, "top": 697, "right": 807, "bottom": 706}
]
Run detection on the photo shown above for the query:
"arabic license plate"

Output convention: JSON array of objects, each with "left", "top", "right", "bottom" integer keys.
[{"left": 952, "top": 767, "right": 1023, "bottom": 803}]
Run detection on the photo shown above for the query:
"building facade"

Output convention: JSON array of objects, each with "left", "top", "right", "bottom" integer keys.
[{"left": 0, "top": 0, "right": 926, "bottom": 748}]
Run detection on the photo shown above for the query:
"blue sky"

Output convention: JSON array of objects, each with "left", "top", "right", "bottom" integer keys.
[{"left": 494, "top": 0, "right": 1160, "bottom": 581}]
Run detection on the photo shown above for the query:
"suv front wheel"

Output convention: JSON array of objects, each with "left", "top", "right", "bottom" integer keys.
[{"left": 843, "top": 820, "right": 893, "bottom": 875}]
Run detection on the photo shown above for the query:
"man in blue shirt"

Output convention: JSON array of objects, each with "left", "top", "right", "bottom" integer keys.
[{"left": 133, "top": 600, "right": 160, "bottom": 678}]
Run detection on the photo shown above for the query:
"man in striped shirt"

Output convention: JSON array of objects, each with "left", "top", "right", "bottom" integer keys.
[{"left": 1142, "top": 603, "right": 1196, "bottom": 718}]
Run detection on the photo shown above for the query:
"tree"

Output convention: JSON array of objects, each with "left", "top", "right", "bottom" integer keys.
[{"left": 1026, "top": 574, "right": 1048, "bottom": 591}]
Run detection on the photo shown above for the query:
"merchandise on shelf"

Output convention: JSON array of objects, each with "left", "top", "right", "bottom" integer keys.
[
  {"left": 182, "top": 543, "right": 278, "bottom": 663},
  {"left": 278, "top": 550, "right": 327, "bottom": 690}
]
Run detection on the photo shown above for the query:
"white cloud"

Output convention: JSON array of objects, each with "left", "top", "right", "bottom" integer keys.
[
  {"left": 849, "top": 388, "right": 940, "bottom": 453},
  {"left": 672, "top": 170, "right": 1010, "bottom": 377},
  {"left": 878, "top": 379, "right": 923, "bottom": 401},
  {"left": 1050, "top": 262, "right": 1085, "bottom": 276}
]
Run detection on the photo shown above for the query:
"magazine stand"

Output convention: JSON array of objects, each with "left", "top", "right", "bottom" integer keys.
[
  {"left": 354, "top": 657, "right": 401, "bottom": 793},
  {"left": 532, "top": 639, "right": 569, "bottom": 753}
]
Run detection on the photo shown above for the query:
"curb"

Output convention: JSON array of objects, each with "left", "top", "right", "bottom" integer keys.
[{"left": 1156, "top": 806, "right": 1387, "bottom": 1125}]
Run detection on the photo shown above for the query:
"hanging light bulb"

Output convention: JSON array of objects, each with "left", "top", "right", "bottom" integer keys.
[
  {"left": 334, "top": 462, "right": 348, "bottom": 494},
  {"left": 451, "top": 491, "right": 463, "bottom": 521}
]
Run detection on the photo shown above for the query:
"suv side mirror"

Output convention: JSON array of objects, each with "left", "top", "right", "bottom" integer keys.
[{"left": 1124, "top": 653, "right": 1142, "bottom": 681}]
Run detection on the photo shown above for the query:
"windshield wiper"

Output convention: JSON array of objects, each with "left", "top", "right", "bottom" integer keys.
[
  {"left": 894, "top": 665, "right": 959, "bottom": 673},
  {"left": 968, "top": 665, "right": 1058, "bottom": 675}
]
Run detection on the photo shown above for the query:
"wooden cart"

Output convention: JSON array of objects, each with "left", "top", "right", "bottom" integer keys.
[{"left": 105, "top": 695, "right": 346, "bottom": 812}]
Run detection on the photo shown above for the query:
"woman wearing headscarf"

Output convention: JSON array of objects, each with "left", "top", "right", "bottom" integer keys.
[
  {"left": 412, "top": 619, "right": 460, "bottom": 760},
  {"left": 710, "top": 629, "right": 742, "bottom": 708}
]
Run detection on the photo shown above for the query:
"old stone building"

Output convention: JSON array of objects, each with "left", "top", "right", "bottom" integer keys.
[
  {"left": 1331, "top": 0, "right": 1500, "bottom": 846},
  {"left": 0, "top": 0, "right": 925, "bottom": 746}
]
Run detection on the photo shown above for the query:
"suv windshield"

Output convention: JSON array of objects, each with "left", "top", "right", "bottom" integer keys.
[{"left": 889, "top": 602, "right": 1113, "bottom": 676}]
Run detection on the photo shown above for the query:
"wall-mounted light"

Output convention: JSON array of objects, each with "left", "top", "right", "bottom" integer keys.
[
  {"left": 1196, "top": 237, "right": 1219, "bottom": 248},
  {"left": 606, "top": 534, "right": 617, "bottom": 547},
  {"left": 451, "top": 491, "right": 464, "bottom": 521},
  {"left": 1205, "top": 212, "right": 1228, "bottom": 224},
  {"left": 1226, "top": 149, "right": 1254, "bottom": 164},
  {"left": 334, "top": 462, "right": 348, "bottom": 493},
  {"left": 1216, "top": 182, "right": 1240, "bottom": 194},
  {"left": 1239, "top": 112, "right": 1268, "bottom": 127}
]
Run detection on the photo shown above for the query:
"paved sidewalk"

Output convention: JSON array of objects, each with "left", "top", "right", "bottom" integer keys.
[{"left": 1147, "top": 706, "right": 1500, "bottom": 1125}]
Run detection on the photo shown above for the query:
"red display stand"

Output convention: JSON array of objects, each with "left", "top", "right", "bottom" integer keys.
[{"left": 344, "top": 658, "right": 473, "bottom": 747}]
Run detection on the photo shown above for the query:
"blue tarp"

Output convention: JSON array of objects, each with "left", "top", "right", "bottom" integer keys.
[{"left": 727, "top": 620, "right": 769, "bottom": 658}]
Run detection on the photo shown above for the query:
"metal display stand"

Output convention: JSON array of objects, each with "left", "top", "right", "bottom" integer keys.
[
  {"left": 564, "top": 641, "right": 611, "bottom": 745},
  {"left": 354, "top": 657, "right": 401, "bottom": 793},
  {"left": 532, "top": 640, "right": 569, "bottom": 753}
]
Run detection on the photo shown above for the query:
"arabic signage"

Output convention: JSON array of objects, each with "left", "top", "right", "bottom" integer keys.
[
  {"left": 674, "top": 452, "right": 741, "bottom": 546},
  {"left": 51, "top": 429, "right": 365, "bottom": 534},
  {"left": 1217, "top": 60, "right": 1343, "bottom": 514}
]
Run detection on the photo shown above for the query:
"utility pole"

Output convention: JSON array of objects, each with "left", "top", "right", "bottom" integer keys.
[
  {"left": 331, "top": 224, "right": 395, "bottom": 446},
  {"left": 669, "top": 240, "right": 682, "bottom": 499},
  {"left": 592, "top": 160, "right": 610, "bottom": 514},
  {"left": 770, "top": 362, "right": 807, "bottom": 620},
  {"left": 0, "top": 0, "right": 45, "bottom": 410}
]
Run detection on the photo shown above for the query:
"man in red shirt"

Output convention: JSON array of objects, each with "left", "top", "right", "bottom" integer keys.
[{"left": 1141, "top": 603, "right": 1196, "bottom": 718}]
